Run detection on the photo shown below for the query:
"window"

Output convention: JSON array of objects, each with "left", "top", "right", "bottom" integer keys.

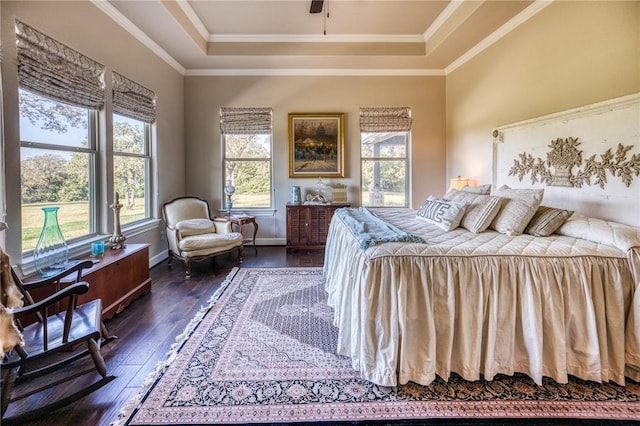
[
  {"left": 15, "top": 22, "right": 157, "bottom": 260},
  {"left": 113, "top": 114, "right": 151, "bottom": 225},
  {"left": 360, "top": 107, "right": 411, "bottom": 207},
  {"left": 16, "top": 20, "right": 106, "bottom": 256},
  {"left": 112, "top": 71, "right": 156, "bottom": 226},
  {"left": 19, "top": 89, "right": 98, "bottom": 251},
  {"left": 220, "top": 107, "right": 273, "bottom": 209}
]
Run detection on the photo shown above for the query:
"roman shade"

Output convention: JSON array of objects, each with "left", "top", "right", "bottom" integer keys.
[
  {"left": 112, "top": 71, "right": 157, "bottom": 123},
  {"left": 220, "top": 107, "right": 273, "bottom": 134},
  {"left": 15, "top": 20, "right": 105, "bottom": 110},
  {"left": 359, "top": 107, "right": 412, "bottom": 132}
]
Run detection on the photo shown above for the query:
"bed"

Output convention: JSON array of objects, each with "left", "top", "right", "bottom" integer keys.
[{"left": 323, "top": 200, "right": 640, "bottom": 388}]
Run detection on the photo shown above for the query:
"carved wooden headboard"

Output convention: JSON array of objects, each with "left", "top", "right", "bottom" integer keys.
[{"left": 492, "top": 93, "right": 640, "bottom": 227}]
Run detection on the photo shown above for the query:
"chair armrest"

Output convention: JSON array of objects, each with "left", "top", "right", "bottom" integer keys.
[
  {"left": 11, "top": 282, "right": 90, "bottom": 318},
  {"left": 16, "top": 260, "right": 94, "bottom": 291},
  {"left": 213, "top": 220, "right": 233, "bottom": 234}
]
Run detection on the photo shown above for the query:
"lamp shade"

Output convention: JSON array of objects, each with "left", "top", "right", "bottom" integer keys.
[
  {"left": 224, "top": 181, "right": 236, "bottom": 196},
  {"left": 450, "top": 176, "right": 469, "bottom": 191}
]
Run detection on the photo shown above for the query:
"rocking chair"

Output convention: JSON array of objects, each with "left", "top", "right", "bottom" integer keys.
[{"left": 0, "top": 258, "right": 116, "bottom": 424}]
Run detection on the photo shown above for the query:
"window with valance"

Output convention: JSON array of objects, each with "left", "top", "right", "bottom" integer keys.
[
  {"left": 220, "top": 107, "right": 273, "bottom": 210},
  {"left": 360, "top": 107, "right": 412, "bottom": 208}
]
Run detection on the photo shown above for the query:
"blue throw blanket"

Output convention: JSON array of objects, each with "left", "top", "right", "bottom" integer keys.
[{"left": 335, "top": 207, "right": 425, "bottom": 250}]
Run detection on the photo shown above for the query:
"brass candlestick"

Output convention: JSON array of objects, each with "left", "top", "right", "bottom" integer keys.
[{"left": 108, "top": 192, "right": 126, "bottom": 249}]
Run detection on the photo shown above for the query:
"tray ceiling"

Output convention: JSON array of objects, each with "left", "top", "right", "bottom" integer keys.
[{"left": 97, "top": 0, "right": 546, "bottom": 75}]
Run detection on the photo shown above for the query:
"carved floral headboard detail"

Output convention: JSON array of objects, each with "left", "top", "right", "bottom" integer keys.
[
  {"left": 509, "top": 137, "right": 640, "bottom": 189},
  {"left": 492, "top": 93, "right": 640, "bottom": 227}
]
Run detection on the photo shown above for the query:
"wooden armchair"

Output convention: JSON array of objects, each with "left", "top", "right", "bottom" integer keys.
[
  {"left": 0, "top": 259, "right": 116, "bottom": 423},
  {"left": 162, "top": 196, "right": 243, "bottom": 277}
]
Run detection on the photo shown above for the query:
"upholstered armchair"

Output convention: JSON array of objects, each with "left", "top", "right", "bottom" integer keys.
[{"left": 162, "top": 196, "right": 243, "bottom": 277}]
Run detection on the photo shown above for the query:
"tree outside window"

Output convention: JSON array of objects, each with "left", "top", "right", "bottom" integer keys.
[
  {"left": 223, "top": 134, "right": 272, "bottom": 209},
  {"left": 19, "top": 89, "right": 95, "bottom": 251},
  {"left": 113, "top": 114, "right": 150, "bottom": 224}
]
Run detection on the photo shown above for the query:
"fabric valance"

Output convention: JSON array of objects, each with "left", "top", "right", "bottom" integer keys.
[
  {"left": 220, "top": 107, "right": 273, "bottom": 134},
  {"left": 112, "top": 72, "right": 157, "bottom": 123},
  {"left": 15, "top": 20, "right": 105, "bottom": 110},
  {"left": 360, "top": 107, "right": 412, "bottom": 132}
]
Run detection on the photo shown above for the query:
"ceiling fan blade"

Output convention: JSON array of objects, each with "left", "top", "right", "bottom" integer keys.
[{"left": 310, "top": 0, "right": 324, "bottom": 14}]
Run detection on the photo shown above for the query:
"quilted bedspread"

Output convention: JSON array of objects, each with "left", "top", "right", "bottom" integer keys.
[{"left": 323, "top": 208, "right": 640, "bottom": 388}]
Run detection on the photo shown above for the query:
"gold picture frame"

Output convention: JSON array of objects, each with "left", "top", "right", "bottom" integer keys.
[{"left": 288, "top": 113, "right": 345, "bottom": 178}]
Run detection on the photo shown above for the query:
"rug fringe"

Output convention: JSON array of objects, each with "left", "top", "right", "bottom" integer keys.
[{"left": 111, "top": 267, "right": 240, "bottom": 426}]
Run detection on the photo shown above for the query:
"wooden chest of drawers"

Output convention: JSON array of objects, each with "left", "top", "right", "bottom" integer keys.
[{"left": 286, "top": 204, "right": 349, "bottom": 251}]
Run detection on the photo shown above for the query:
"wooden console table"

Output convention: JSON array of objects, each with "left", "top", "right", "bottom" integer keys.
[
  {"left": 56, "top": 243, "right": 152, "bottom": 319},
  {"left": 23, "top": 244, "right": 151, "bottom": 323}
]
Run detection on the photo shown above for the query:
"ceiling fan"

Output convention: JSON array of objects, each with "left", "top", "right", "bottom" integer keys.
[{"left": 310, "top": 0, "right": 324, "bottom": 14}]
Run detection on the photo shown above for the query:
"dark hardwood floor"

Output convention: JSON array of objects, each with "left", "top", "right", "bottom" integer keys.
[{"left": 4, "top": 246, "right": 325, "bottom": 426}]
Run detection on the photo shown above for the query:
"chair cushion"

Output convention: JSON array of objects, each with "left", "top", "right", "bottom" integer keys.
[
  {"left": 178, "top": 232, "right": 243, "bottom": 252},
  {"left": 176, "top": 219, "right": 217, "bottom": 237}
]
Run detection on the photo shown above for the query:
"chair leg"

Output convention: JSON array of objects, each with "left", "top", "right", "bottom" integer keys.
[
  {"left": 1, "top": 367, "right": 18, "bottom": 417},
  {"left": 100, "top": 322, "right": 117, "bottom": 346},
  {"left": 184, "top": 258, "right": 192, "bottom": 278},
  {"left": 238, "top": 245, "right": 244, "bottom": 263},
  {"left": 88, "top": 338, "right": 107, "bottom": 378}
]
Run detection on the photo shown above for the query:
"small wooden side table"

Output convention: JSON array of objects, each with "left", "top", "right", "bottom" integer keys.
[{"left": 227, "top": 215, "right": 258, "bottom": 254}]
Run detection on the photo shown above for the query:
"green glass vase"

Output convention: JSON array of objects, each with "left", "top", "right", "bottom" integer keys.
[{"left": 33, "top": 206, "right": 69, "bottom": 277}]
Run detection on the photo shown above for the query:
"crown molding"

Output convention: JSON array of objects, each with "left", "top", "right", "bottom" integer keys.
[
  {"left": 175, "top": 0, "right": 209, "bottom": 41},
  {"left": 91, "top": 0, "right": 186, "bottom": 75},
  {"left": 185, "top": 68, "right": 445, "bottom": 77},
  {"left": 422, "top": 0, "right": 464, "bottom": 41},
  {"left": 209, "top": 34, "right": 424, "bottom": 43},
  {"left": 445, "top": 0, "right": 553, "bottom": 75}
]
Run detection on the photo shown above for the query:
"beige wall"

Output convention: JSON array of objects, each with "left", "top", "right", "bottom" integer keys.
[
  {"left": 1, "top": 1, "right": 185, "bottom": 262},
  {"left": 184, "top": 75, "right": 445, "bottom": 240},
  {"left": 446, "top": 1, "right": 640, "bottom": 187}
]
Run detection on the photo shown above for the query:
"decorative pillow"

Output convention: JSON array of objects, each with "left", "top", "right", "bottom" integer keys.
[
  {"left": 175, "top": 218, "right": 217, "bottom": 237},
  {"left": 525, "top": 206, "right": 574, "bottom": 237},
  {"left": 416, "top": 196, "right": 467, "bottom": 231},
  {"left": 443, "top": 190, "right": 503, "bottom": 233},
  {"left": 556, "top": 213, "right": 640, "bottom": 252},
  {"left": 490, "top": 185, "right": 544, "bottom": 236},
  {"left": 461, "top": 184, "right": 491, "bottom": 195}
]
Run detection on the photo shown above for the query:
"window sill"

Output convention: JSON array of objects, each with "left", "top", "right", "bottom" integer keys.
[{"left": 20, "top": 218, "right": 161, "bottom": 278}]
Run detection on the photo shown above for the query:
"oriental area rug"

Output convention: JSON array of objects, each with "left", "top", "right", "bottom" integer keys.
[{"left": 115, "top": 267, "right": 640, "bottom": 425}]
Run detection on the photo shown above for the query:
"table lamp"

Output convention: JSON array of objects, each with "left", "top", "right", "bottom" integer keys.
[
  {"left": 224, "top": 180, "right": 236, "bottom": 216},
  {"left": 450, "top": 176, "right": 469, "bottom": 191}
]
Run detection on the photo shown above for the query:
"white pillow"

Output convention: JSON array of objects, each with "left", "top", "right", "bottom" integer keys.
[
  {"left": 490, "top": 185, "right": 544, "bottom": 236},
  {"left": 416, "top": 196, "right": 467, "bottom": 231},
  {"left": 175, "top": 218, "right": 217, "bottom": 237},
  {"left": 443, "top": 190, "right": 503, "bottom": 233},
  {"left": 557, "top": 214, "right": 640, "bottom": 252}
]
